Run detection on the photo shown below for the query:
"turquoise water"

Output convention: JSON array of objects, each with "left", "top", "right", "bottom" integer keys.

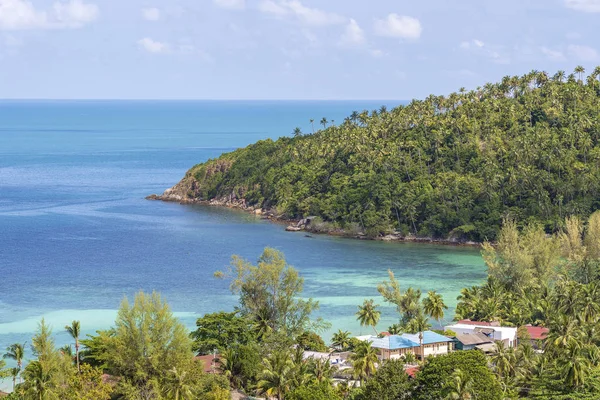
[{"left": 0, "top": 100, "right": 486, "bottom": 388}]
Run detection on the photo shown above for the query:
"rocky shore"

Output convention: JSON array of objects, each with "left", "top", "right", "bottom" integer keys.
[{"left": 146, "top": 183, "right": 479, "bottom": 247}]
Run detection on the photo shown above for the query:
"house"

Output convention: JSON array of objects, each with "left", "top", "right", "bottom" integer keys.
[
  {"left": 358, "top": 331, "right": 453, "bottom": 360},
  {"left": 453, "top": 332, "right": 495, "bottom": 351},
  {"left": 445, "top": 322, "right": 518, "bottom": 348},
  {"left": 521, "top": 325, "right": 549, "bottom": 348},
  {"left": 303, "top": 351, "right": 351, "bottom": 368}
]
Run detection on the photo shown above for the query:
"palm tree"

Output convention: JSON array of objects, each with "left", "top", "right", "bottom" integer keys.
[
  {"left": 8, "top": 367, "right": 19, "bottom": 391},
  {"left": 422, "top": 290, "right": 448, "bottom": 328},
  {"left": 3, "top": 343, "right": 25, "bottom": 383},
  {"left": 219, "top": 348, "right": 242, "bottom": 389},
  {"left": 356, "top": 299, "right": 381, "bottom": 335},
  {"left": 388, "top": 323, "right": 403, "bottom": 335},
  {"left": 350, "top": 340, "right": 378, "bottom": 383},
  {"left": 557, "top": 341, "right": 589, "bottom": 389},
  {"left": 22, "top": 360, "right": 55, "bottom": 400},
  {"left": 309, "top": 119, "right": 315, "bottom": 133},
  {"left": 257, "top": 351, "right": 294, "bottom": 400},
  {"left": 292, "top": 127, "right": 302, "bottom": 137},
  {"left": 164, "top": 366, "right": 196, "bottom": 400},
  {"left": 491, "top": 341, "right": 515, "bottom": 381},
  {"left": 65, "top": 320, "right": 81, "bottom": 372},
  {"left": 331, "top": 330, "right": 352, "bottom": 351},
  {"left": 406, "top": 314, "right": 431, "bottom": 361},
  {"left": 442, "top": 368, "right": 473, "bottom": 400},
  {"left": 320, "top": 117, "right": 328, "bottom": 129}
]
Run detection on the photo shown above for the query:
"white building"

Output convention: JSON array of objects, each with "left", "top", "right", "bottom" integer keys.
[{"left": 445, "top": 322, "right": 518, "bottom": 348}]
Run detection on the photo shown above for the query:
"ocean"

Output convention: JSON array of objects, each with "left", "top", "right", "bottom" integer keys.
[{"left": 0, "top": 100, "right": 486, "bottom": 388}]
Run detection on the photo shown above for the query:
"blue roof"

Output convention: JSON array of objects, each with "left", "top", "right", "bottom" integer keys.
[{"left": 367, "top": 331, "right": 453, "bottom": 350}]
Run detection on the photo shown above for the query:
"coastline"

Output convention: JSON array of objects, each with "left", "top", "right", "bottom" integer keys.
[{"left": 146, "top": 192, "right": 481, "bottom": 248}]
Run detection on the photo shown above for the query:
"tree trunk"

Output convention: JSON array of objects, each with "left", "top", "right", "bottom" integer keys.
[{"left": 75, "top": 340, "right": 80, "bottom": 373}]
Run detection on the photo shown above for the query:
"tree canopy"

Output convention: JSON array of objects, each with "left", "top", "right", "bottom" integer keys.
[{"left": 167, "top": 67, "right": 600, "bottom": 241}]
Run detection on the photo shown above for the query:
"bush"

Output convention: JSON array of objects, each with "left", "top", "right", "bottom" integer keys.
[{"left": 413, "top": 351, "right": 502, "bottom": 400}]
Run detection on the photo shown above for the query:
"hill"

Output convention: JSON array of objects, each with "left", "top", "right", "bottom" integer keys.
[{"left": 151, "top": 67, "right": 600, "bottom": 242}]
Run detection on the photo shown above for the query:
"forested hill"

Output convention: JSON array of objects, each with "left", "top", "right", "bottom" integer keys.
[{"left": 159, "top": 67, "right": 600, "bottom": 242}]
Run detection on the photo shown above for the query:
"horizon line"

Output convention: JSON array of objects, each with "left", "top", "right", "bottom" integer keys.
[{"left": 0, "top": 98, "right": 408, "bottom": 102}]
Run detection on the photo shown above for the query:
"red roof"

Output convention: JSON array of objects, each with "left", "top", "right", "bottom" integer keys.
[
  {"left": 379, "top": 332, "right": 391, "bottom": 337},
  {"left": 457, "top": 319, "right": 498, "bottom": 326},
  {"left": 194, "top": 354, "right": 221, "bottom": 374},
  {"left": 405, "top": 366, "right": 419, "bottom": 378},
  {"left": 523, "top": 325, "right": 549, "bottom": 340}
]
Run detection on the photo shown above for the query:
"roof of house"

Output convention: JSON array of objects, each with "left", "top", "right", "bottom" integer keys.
[
  {"left": 457, "top": 319, "right": 500, "bottom": 327},
  {"left": 194, "top": 354, "right": 221, "bottom": 374},
  {"left": 475, "top": 342, "right": 497, "bottom": 353},
  {"left": 523, "top": 325, "right": 549, "bottom": 340},
  {"left": 366, "top": 331, "right": 453, "bottom": 350},
  {"left": 445, "top": 323, "right": 517, "bottom": 336},
  {"left": 405, "top": 366, "right": 419, "bottom": 378},
  {"left": 454, "top": 332, "right": 494, "bottom": 346}
]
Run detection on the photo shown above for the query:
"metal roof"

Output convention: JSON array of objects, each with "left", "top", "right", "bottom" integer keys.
[{"left": 366, "top": 331, "right": 453, "bottom": 350}]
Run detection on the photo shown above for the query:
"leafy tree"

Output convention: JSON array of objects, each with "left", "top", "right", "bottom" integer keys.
[
  {"left": 295, "top": 331, "right": 327, "bottom": 352},
  {"left": 79, "top": 329, "right": 114, "bottom": 370},
  {"left": 359, "top": 359, "right": 413, "bottom": 400},
  {"left": 441, "top": 368, "right": 474, "bottom": 400},
  {"left": 216, "top": 247, "right": 325, "bottom": 338},
  {"left": 190, "top": 311, "right": 254, "bottom": 355},
  {"left": 288, "top": 382, "right": 342, "bottom": 400},
  {"left": 62, "top": 363, "right": 113, "bottom": 400},
  {"left": 107, "top": 291, "right": 195, "bottom": 399},
  {"left": 413, "top": 351, "right": 502, "bottom": 400}
]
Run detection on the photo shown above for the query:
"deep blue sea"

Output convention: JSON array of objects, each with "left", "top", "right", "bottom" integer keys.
[{"left": 0, "top": 100, "right": 485, "bottom": 388}]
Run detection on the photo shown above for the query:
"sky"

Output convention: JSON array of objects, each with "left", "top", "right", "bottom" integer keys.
[{"left": 0, "top": 0, "right": 598, "bottom": 99}]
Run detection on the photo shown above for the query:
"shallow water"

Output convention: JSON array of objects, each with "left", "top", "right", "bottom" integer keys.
[{"left": 0, "top": 100, "right": 486, "bottom": 389}]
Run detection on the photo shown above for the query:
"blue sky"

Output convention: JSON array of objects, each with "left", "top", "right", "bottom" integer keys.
[{"left": 0, "top": 0, "right": 598, "bottom": 99}]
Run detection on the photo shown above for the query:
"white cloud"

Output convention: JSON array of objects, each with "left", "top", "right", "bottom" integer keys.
[
  {"left": 138, "top": 37, "right": 169, "bottom": 53},
  {"left": 213, "top": 0, "right": 245, "bottom": 10},
  {"left": 540, "top": 46, "right": 566, "bottom": 61},
  {"left": 460, "top": 39, "right": 509, "bottom": 64},
  {"left": 370, "top": 49, "right": 386, "bottom": 58},
  {"left": 374, "top": 14, "right": 422, "bottom": 39},
  {"left": 53, "top": 0, "right": 98, "bottom": 27},
  {"left": 258, "top": 0, "right": 288, "bottom": 16},
  {"left": 0, "top": 0, "right": 98, "bottom": 30},
  {"left": 460, "top": 39, "right": 484, "bottom": 49},
  {"left": 258, "top": 0, "right": 344, "bottom": 26},
  {"left": 142, "top": 7, "right": 160, "bottom": 21},
  {"left": 568, "top": 44, "right": 600, "bottom": 61},
  {"left": 565, "top": 0, "right": 600, "bottom": 12},
  {"left": 340, "top": 19, "right": 365, "bottom": 46}
]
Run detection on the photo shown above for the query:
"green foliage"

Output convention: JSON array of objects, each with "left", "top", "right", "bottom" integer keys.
[
  {"left": 359, "top": 359, "right": 413, "bottom": 400},
  {"left": 216, "top": 247, "right": 326, "bottom": 339},
  {"left": 79, "top": 329, "right": 114, "bottom": 370},
  {"left": 295, "top": 331, "right": 327, "bottom": 352},
  {"left": 177, "top": 67, "right": 600, "bottom": 241},
  {"left": 288, "top": 382, "right": 342, "bottom": 400},
  {"left": 108, "top": 291, "right": 195, "bottom": 399},
  {"left": 191, "top": 311, "right": 255, "bottom": 355},
  {"left": 413, "top": 351, "right": 503, "bottom": 400},
  {"left": 62, "top": 363, "right": 112, "bottom": 400}
]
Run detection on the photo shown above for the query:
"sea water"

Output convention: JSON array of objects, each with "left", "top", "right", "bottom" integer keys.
[{"left": 0, "top": 100, "right": 485, "bottom": 388}]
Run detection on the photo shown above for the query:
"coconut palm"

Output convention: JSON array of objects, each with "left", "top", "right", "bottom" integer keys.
[
  {"left": 4, "top": 343, "right": 25, "bottom": 383},
  {"left": 292, "top": 127, "right": 302, "bottom": 137},
  {"left": 163, "top": 366, "right": 196, "bottom": 400},
  {"left": 309, "top": 119, "right": 315, "bottom": 133},
  {"left": 22, "top": 360, "right": 56, "bottom": 400},
  {"left": 65, "top": 320, "right": 81, "bottom": 372},
  {"left": 320, "top": 117, "right": 328, "bottom": 129},
  {"left": 8, "top": 367, "right": 19, "bottom": 391},
  {"left": 257, "top": 351, "right": 294, "bottom": 400},
  {"left": 350, "top": 340, "right": 378, "bottom": 383},
  {"left": 331, "top": 330, "right": 352, "bottom": 351},
  {"left": 558, "top": 341, "right": 589, "bottom": 389},
  {"left": 406, "top": 314, "right": 431, "bottom": 361},
  {"left": 219, "top": 348, "right": 242, "bottom": 389},
  {"left": 442, "top": 368, "right": 473, "bottom": 400},
  {"left": 422, "top": 290, "right": 448, "bottom": 328},
  {"left": 356, "top": 299, "right": 381, "bottom": 335},
  {"left": 491, "top": 341, "right": 515, "bottom": 381}
]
